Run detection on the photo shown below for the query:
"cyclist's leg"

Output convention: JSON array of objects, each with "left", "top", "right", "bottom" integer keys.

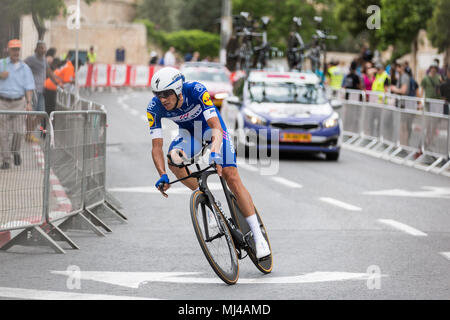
[
  {"left": 219, "top": 131, "right": 254, "bottom": 218},
  {"left": 167, "top": 131, "right": 202, "bottom": 190}
]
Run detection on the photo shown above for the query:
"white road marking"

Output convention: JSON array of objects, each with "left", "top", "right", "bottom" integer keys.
[
  {"left": 364, "top": 186, "right": 450, "bottom": 199},
  {"left": 51, "top": 271, "right": 388, "bottom": 288},
  {"left": 319, "top": 197, "right": 362, "bottom": 211},
  {"left": 378, "top": 219, "right": 428, "bottom": 237},
  {"left": 108, "top": 182, "right": 223, "bottom": 194},
  {"left": 271, "top": 176, "right": 303, "bottom": 188},
  {"left": 0, "top": 287, "right": 155, "bottom": 300},
  {"left": 440, "top": 252, "right": 450, "bottom": 261}
]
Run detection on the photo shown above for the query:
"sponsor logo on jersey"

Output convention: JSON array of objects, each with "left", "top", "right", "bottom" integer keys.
[
  {"left": 167, "top": 104, "right": 203, "bottom": 123},
  {"left": 194, "top": 83, "right": 205, "bottom": 93},
  {"left": 202, "top": 92, "right": 213, "bottom": 106},
  {"left": 147, "top": 112, "right": 155, "bottom": 127}
]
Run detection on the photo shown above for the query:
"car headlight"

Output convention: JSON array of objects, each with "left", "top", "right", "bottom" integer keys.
[
  {"left": 244, "top": 109, "right": 267, "bottom": 126},
  {"left": 323, "top": 112, "right": 339, "bottom": 128},
  {"left": 214, "top": 92, "right": 229, "bottom": 100}
]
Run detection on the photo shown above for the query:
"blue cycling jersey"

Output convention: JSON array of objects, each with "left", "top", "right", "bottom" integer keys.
[
  {"left": 147, "top": 81, "right": 228, "bottom": 139},
  {"left": 146, "top": 81, "right": 237, "bottom": 167}
]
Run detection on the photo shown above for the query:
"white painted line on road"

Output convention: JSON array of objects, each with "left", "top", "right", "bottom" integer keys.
[
  {"left": 364, "top": 187, "right": 450, "bottom": 199},
  {"left": 0, "top": 287, "right": 155, "bottom": 300},
  {"left": 271, "top": 176, "right": 303, "bottom": 188},
  {"left": 378, "top": 219, "right": 428, "bottom": 237},
  {"left": 51, "top": 270, "right": 388, "bottom": 287},
  {"left": 319, "top": 197, "right": 362, "bottom": 211},
  {"left": 440, "top": 252, "right": 450, "bottom": 261}
]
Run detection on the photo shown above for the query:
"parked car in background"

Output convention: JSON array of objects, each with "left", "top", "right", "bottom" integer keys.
[
  {"left": 180, "top": 62, "right": 233, "bottom": 109},
  {"left": 220, "top": 70, "right": 343, "bottom": 160}
]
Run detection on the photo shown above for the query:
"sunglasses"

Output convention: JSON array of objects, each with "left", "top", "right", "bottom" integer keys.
[{"left": 153, "top": 90, "right": 175, "bottom": 99}]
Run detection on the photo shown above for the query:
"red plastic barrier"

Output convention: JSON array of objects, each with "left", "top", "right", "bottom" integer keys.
[{"left": 79, "top": 64, "right": 177, "bottom": 88}]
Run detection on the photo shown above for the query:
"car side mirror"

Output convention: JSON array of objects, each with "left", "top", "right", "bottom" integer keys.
[
  {"left": 330, "top": 99, "right": 342, "bottom": 109},
  {"left": 226, "top": 96, "right": 241, "bottom": 106}
]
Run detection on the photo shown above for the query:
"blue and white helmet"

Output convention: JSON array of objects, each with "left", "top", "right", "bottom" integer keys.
[{"left": 151, "top": 67, "right": 185, "bottom": 96}]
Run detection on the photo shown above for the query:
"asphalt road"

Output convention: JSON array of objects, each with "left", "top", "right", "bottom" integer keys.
[{"left": 0, "top": 89, "right": 449, "bottom": 300}]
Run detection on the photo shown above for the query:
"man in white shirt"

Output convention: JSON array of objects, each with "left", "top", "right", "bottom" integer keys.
[{"left": 163, "top": 47, "right": 176, "bottom": 67}]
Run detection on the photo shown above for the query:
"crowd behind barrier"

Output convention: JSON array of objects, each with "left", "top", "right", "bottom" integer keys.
[
  {"left": 0, "top": 88, "right": 127, "bottom": 253},
  {"left": 326, "top": 87, "right": 450, "bottom": 176}
]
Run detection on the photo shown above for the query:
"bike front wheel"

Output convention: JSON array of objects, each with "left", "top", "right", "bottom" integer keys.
[{"left": 190, "top": 190, "right": 239, "bottom": 285}]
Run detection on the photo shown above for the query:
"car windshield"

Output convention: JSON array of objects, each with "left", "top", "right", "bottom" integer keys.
[
  {"left": 183, "top": 69, "right": 229, "bottom": 82},
  {"left": 248, "top": 82, "right": 327, "bottom": 104}
]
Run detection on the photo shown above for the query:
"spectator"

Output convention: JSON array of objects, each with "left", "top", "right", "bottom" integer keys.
[
  {"left": 326, "top": 60, "right": 344, "bottom": 90},
  {"left": 372, "top": 62, "right": 390, "bottom": 93},
  {"left": 388, "top": 62, "right": 398, "bottom": 87},
  {"left": 87, "top": 46, "right": 97, "bottom": 64},
  {"left": 24, "top": 40, "right": 61, "bottom": 143},
  {"left": 439, "top": 67, "right": 450, "bottom": 115},
  {"left": 149, "top": 51, "right": 158, "bottom": 65},
  {"left": 371, "top": 62, "right": 390, "bottom": 103},
  {"left": 361, "top": 61, "right": 375, "bottom": 91},
  {"left": 59, "top": 52, "right": 76, "bottom": 85},
  {"left": 184, "top": 49, "right": 193, "bottom": 62},
  {"left": 403, "top": 61, "right": 419, "bottom": 97},
  {"left": 192, "top": 51, "right": 200, "bottom": 62},
  {"left": 427, "top": 58, "right": 445, "bottom": 78},
  {"left": 342, "top": 61, "right": 361, "bottom": 90},
  {"left": 44, "top": 58, "right": 63, "bottom": 116},
  {"left": 163, "top": 46, "right": 176, "bottom": 66},
  {"left": 0, "top": 39, "right": 35, "bottom": 170},
  {"left": 420, "top": 63, "right": 443, "bottom": 100},
  {"left": 45, "top": 47, "right": 56, "bottom": 65},
  {"left": 390, "top": 63, "right": 410, "bottom": 96},
  {"left": 115, "top": 46, "right": 125, "bottom": 63}
]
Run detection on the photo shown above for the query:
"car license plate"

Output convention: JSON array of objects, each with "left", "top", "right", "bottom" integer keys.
[{"left": 280, "top": 132, "right": 312, "bottom": 142}]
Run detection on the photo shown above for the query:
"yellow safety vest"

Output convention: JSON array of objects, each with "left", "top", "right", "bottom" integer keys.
[
  {"left": 372, "top": 71, "right": 389, "bottom": 103},
  {"left": 87, "top": 52, "right": 97, "bottom": 64},
  {"left": 328, "top": 66, "right": 344, "bottom": 90},
  {"left": 372, "top": 71, "right": 388, "bottom": 92}
]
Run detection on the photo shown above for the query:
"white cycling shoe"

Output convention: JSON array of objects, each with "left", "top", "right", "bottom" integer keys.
[{"left": 254, "top": 238, "right": 271, "bottom": 259}]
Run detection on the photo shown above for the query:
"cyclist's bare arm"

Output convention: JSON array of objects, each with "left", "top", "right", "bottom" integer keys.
[{"left": 207, "top": 116, "right": 224, "bottom": 176}]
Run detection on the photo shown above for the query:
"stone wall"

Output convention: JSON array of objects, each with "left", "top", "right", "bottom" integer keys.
[
  {"left": 48, "top": 21, "right": 148, "bottom": 64},
  {"left": 19, "top": 0, "right": 149, "bottom": 64}
]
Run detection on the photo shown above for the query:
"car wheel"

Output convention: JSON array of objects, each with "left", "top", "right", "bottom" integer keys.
[{"left": 325, "top": 151, "right": 339, "bottom": 161}]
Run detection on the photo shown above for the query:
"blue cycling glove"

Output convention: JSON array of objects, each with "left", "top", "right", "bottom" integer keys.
[
  {"left": 155, "top": 174, "right": 169, "bottom": 189},
  {"left": 209, "top": 152, "right": 223, "bottom": 165}
]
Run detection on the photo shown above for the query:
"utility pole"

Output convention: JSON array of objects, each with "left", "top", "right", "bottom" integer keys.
[{"left": 220, "top": 0, "right": 232, "bottom": 65}]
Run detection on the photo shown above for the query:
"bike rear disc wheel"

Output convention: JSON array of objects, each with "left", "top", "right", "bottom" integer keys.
[
  {"left": 230, "top": 194, "right": 273, "bottom": 274},
  {"left": 190, "top": 190, "right": 239, "bottom": 285}
]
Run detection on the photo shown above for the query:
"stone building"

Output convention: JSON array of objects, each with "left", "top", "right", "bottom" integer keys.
[{"left": 19, "top": 0, "right": 148, "bottom": 65}]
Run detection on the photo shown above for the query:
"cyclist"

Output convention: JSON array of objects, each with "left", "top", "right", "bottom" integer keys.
[{"left": 147, "top": 67, "right": 270, "bottom": 259}]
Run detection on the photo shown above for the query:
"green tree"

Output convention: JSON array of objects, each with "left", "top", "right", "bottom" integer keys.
[
  {"left": 335, "top": 0, "right": 381, "bottom": 48},
  {"left": 137, "top": 0, "right": 182, "bottom": 32},
  {"left": 178, "top": 0, "right": 222, "bottom": 33},
  {"left": 376, "top": 0, "right": 434, "bottom": 64},
  {"left": 2, "top": 0, "right": 96, "bottom": 40},
  {"left": 427, "top": 0, "right": 450, "bottom": 64}
]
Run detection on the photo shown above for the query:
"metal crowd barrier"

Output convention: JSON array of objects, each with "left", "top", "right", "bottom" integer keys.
[
  {"left": 327, "top": 87, "right": 450, "bottom": 176},
  {"left": 0, "top": 89, "right": 127, "bottom": 253}
]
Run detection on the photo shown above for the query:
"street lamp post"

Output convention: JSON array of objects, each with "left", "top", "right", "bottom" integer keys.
[{"left": 220, "top": 0, "right": 232, "bottom": 65}]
